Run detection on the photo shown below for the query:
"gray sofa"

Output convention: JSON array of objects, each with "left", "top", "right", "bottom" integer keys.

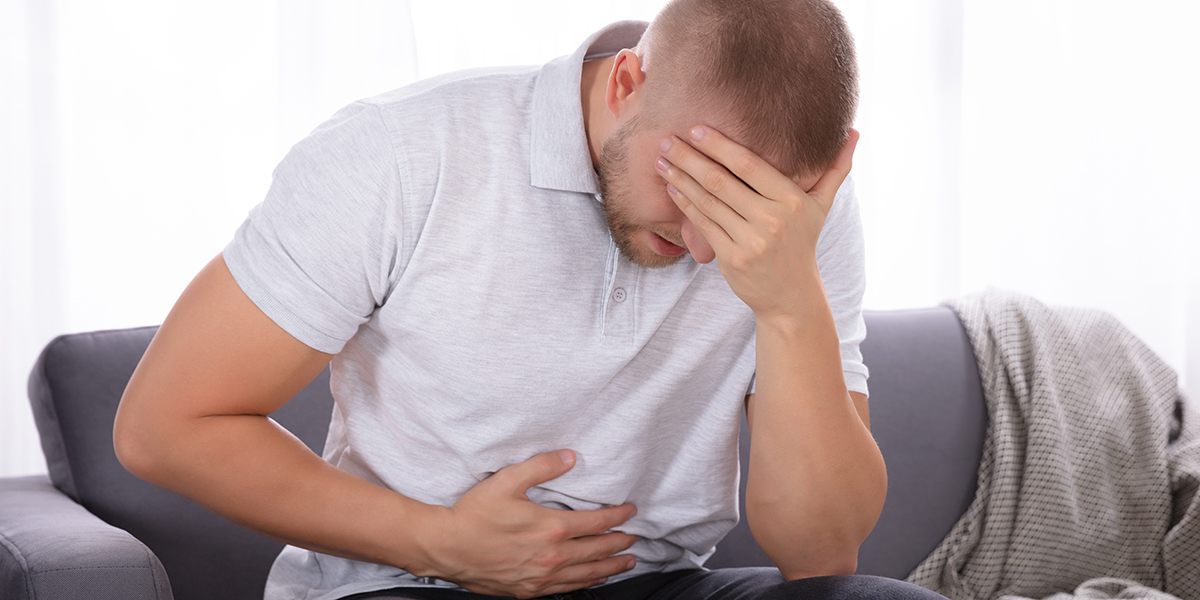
[{"left": 0, "top": 307, "right": 987, "bottom": 600}]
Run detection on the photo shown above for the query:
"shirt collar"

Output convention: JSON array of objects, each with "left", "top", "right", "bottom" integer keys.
[{"left": 529, "top": 21, "right": 648, "bottom": 195}]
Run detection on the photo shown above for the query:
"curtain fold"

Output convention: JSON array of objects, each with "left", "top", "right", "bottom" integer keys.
[{"left": 2, "top": 0, "right": 66, "bottom": 478}]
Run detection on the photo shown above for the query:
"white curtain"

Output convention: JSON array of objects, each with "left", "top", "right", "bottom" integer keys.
[
  {"left": 2, "top": 0, "right": 1197, "bottom": 477},
  {"left": 843, "top": 0, "right": 1200, "bottom": 401}
]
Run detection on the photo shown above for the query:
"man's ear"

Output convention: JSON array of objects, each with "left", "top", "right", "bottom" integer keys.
[{"left": 605, "top": 49, "right": 646, "bottom": 120}]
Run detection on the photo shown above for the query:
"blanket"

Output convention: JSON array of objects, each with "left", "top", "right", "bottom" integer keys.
[{"left": 905, "top": 292, "right": 1200, "bottom": 600}]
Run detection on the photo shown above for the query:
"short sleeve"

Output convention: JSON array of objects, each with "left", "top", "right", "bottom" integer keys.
[
  {"left": 223, "top": 101, "right": 402, "bottom": 354},
  {"left": 815, "top": 175, "right": 869, "bottom": 397}
]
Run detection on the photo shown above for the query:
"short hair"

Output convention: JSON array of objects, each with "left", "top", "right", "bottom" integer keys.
[{"left": 639, "top": 0, "right": 858, "bottom": 178}]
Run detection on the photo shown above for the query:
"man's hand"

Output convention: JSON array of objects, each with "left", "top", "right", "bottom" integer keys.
[
  {"left": 115, "top": 257, "right": 638, "bottom": 600},
  {"left": 655, "top": 126, "right": 859, "bottom": 322},
  {"left": 656, "top": 127, "right": 885, "bottom": 579},
  {"left": 415, "top": 449, "right": 639, "bottom": 598}
]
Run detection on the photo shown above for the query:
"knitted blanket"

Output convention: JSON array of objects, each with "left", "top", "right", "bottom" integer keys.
[{"left": 905, "top": 292, "right": 1200, "bottom": 600}]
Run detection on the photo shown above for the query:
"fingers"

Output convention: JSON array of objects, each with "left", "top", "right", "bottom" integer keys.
[
  {"left": 487, "top": 451, "right": 638, "bottom": 536},
  {"left": 493, "top": 449, "right": 577, "bottom": 496},
  {"left": 540, "top": 553, "right": 638, "bottom": 594},
  {"left": 668, "top": 125, "right": 860, "bottom": 216},
  {"left": 678, "top": 125, "right": 798, "bottom": 207},
  {"left": 658, "top": 135, "right": 757, "bottom": 224},
  {"left": 656, "top": 151, "right": 738, "bottom": 254},
  {"left": 558, "top": 502, "right": 638, "bottom": 538},
  {"left": 562, "top": 530, "right": 639, "bottom": 564},
  {"left": 807, "top": 128, "right": 860, "bottom": 212},
  {"left": 664, "top": 177, "right": 735, "bottom": 253},
  {"left": 442, "top": 452, "right": 644, "bottom": 598}
]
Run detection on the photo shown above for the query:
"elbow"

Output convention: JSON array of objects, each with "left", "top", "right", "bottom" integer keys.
[
  {"left": 112, "top": 411, "right": 150, "bottom": 480},
  {"left": 113, "top": 433, "right": 151, "bottom": 483},
  {"left": 748, "top": 513, "right": 867, "bottom": 580},
  {"left": 746, "top": 462, "right": 888, "bottom": 579},
  {"left": 112, "top": 390, "right": 167, "bottom": 483},
  {"left": 779, "top": 554, "right": 859, "bottom": 580}
]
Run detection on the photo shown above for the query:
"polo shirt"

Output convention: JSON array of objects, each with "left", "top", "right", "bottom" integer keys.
[{"left": 224, "top": 21, "right": 868, "bottom": 600}]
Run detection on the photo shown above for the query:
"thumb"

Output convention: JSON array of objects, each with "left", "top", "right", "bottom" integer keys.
[
  {"left": 495, "top": 449, "right": 577, "bottom": 497},
  {"left": 808, "top": 128, "right": 859, "bottom": 212}
]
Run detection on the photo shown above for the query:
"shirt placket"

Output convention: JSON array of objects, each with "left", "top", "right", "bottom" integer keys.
[{"left": 602, "top": 248, "right": 639, "bottom": 343}]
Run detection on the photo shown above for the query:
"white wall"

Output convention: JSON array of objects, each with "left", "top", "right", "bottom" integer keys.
[
  {"left": 2, "top": 0, "right": 1197, "bottom": 477},
  {"left": 842, "top": 0, "right": 1200, "bottom": 398}
]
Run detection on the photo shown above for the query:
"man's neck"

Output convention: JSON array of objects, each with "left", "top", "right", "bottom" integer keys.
[{"left": 580, "top": 55, "right": 616, "bottom": 169}]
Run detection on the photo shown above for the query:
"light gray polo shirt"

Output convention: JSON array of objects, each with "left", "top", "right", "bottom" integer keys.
[{"left": 225, "top": 21, "right": 868, "bottom": 600}]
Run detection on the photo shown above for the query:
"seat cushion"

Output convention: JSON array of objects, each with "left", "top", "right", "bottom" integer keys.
[{"left": 0, "top": 474, "right": 172, "bottom": 600}]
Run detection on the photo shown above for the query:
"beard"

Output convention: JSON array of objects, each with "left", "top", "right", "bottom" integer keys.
[{"left": 596, "top": 116, "right": 688, "bottom": 269}]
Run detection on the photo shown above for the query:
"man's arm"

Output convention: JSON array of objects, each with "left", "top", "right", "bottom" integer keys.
[
  {"left": 113, "top": 254, "right": 638, "bottom": 598},
  {"left": 655, "top": 127, "right": 886, "bottom": 579}
]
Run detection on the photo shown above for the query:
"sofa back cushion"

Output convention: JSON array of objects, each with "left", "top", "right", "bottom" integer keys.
[
  {"left": 855, "top": 307, "right": 987, "bottom": 576},
  {"left": 27, "top": 306, "right": 987, "bottom": 596},
  {"left": 705, "top": 307, "right": 988, "bottom": 579}
]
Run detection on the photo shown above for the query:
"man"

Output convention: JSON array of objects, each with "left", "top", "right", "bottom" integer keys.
[{"left": 114, "top": 1, "right": 942, "bottom": 598}]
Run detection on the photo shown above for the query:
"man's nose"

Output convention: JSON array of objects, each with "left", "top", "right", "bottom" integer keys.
[{"left": 681, "top": 220, "right": 716, "bottom": 264}]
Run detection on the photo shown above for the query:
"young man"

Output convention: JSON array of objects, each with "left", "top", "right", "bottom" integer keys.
[{"left": 115, "top": 1, "right": 942, "bottom": 598}]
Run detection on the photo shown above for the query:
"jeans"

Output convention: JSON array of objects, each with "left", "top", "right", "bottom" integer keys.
[{"left": 341, "top": 568, "right": 947, "bottom": 600}]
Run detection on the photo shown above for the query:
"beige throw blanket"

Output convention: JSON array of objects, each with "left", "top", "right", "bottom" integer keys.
[{"left": 906, "top": 292, "right": 1200, "bottom": 600}]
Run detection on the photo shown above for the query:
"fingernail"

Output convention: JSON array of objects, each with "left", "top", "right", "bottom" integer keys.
[
  {"left": 656, "top": 157, "right": 670, "bottom": 172},
  {"left": 556, "top": 449, "right": 575, "bottom": 466},
  {"left": 626, "top": 557, "right": 637, "bottom": 570},
  {"left": 666, "top": 183, "right": 679, "bottom": 196},
  {"left": 690, "top": 126, "right": 704, "bottom": 141},
  {"left": 660, "top": 137, "right": 673, "bottom": 152}
]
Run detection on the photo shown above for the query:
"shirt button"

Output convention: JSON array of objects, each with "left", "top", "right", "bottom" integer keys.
[{"left": 612, "top": 287, "right": 627, "bottom": 303}]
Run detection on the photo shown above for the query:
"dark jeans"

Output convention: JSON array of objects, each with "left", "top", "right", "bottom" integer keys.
[{"left": 342, "top": 568, "right": 947, "bottom": 600}]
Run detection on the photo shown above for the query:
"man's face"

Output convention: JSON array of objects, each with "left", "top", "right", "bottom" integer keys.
[
  {"left": 596, "top": 114, "right": 714, "bottom": 268},
  {"left": 596, "top": 110, "right": 827, "bottom": 270}
]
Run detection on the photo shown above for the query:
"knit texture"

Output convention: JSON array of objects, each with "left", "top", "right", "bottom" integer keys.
[{"left": 906, "top": 291, "right": 1200, "bottom": 600}]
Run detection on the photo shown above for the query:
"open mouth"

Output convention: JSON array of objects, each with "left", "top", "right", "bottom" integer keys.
[{"left": 650, "top": 232, "right": 688, "bottom": 257}]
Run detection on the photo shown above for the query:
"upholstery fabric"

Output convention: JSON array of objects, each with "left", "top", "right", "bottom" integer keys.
[
  {"left": 26, "top": 326, "right": 335, "bottom": 600},
  {"left": 0, "top": 474, "right": 171, "bottom": 600},
  {"left": 12, "top": 307, "right": 987, "bottom": 598},
  {"left": 705, "top": 307, "right": 988, "bottom": 579}
]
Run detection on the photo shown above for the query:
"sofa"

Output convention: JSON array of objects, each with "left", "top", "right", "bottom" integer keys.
[{"left": 0, "top": 307, "right": 988, "bottom": 600}]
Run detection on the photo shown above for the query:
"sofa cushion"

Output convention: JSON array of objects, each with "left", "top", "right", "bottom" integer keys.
[
  {"left": 0, "top": 474, "right": 172, "bottom": 600},
  {"left": 25, "top": 306, "right": 986, "bottom": 594}
]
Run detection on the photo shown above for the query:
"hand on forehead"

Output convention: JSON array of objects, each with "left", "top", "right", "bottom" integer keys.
[{"left": 650, "top": 115, "right": 822, "bottom": 191}]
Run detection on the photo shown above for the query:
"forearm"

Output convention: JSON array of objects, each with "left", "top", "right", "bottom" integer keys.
[
  {"left": 117, "top": 357, "right": 640, "bottom": 599},
  {"left": 113, "top": 252, "right": 639, "bottom": 598},
  {"left": 117, "top": 405, "right": 442, "bottom": 573},
  {"left": 745, "top": 268, "right": 886, "bottom": 579},
  {"left": 113, "top": 255, "right": 444, "bottom": 576}
]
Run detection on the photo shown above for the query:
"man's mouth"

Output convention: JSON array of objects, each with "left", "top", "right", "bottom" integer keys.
[{"left": 650, "top": 232, "right": 688, "bottom": 257}]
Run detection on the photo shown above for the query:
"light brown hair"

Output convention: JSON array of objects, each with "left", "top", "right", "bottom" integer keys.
[{"left": 639, "top": 0, "right": 858, "bottom": 178}]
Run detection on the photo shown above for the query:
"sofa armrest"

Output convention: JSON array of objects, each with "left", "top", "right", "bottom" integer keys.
[{"left": 0, "top": 475, "right": 173, "bottom": 600}]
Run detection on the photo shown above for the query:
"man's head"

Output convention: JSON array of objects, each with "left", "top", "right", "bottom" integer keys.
[{"left": 594, "top": 0, "right": 858, "bottom": 268}]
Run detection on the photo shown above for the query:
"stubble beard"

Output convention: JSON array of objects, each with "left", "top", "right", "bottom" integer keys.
[{"left": 596, "top": 117, "right": 687, "bottom": 269}]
